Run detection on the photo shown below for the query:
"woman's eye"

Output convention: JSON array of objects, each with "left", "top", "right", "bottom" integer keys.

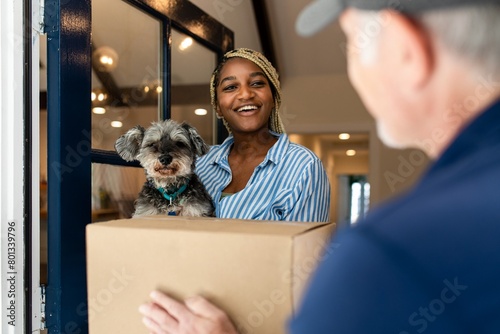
[
  {"left": 251, "top": 81, "right": 265, "bottom": 87},
  {"left": 222, "top": 84, "right": 237, "bottom": 91}
]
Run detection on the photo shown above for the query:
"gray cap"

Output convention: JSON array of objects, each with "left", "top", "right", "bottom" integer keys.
[{"left": 296, "top": 0, "right": 500, "bottom": 37}]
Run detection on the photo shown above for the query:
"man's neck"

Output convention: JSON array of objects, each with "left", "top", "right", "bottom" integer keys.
[{"left": 423, "top": 69, "right": 500, "bottom": 158}]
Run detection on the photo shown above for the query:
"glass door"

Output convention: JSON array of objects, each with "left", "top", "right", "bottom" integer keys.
[{"left": 43, "top": 0, "right": 232, "bottom": 331}]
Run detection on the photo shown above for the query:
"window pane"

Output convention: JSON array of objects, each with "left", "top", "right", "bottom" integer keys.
[
  {"left": 350, "top": 182, "right": 361, "bottom": 224},
  {"left": 170, "top": 29, "right": 218, "bottom": 144},
  {"left": 92, "top": 0, "right": 162, "bottom": 150},
  {"left": 91, "top": 164, "right": 145, "bottom": 222},
  {"left": 350, "top": 179, "right": 370, "bottom": 225}
]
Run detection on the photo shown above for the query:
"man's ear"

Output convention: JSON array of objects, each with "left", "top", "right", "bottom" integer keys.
[{"left": 382, "top": 10, "right": 433, "bottom": 90}]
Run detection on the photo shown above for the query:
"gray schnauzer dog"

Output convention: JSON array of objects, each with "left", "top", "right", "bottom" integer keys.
[{"left": 115, "top": 120, "right": 215, "bottom": 217}]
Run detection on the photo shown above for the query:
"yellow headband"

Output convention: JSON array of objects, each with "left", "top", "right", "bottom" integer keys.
[{"left": 210, "top": 48, "right": 285, "bottom": 134}]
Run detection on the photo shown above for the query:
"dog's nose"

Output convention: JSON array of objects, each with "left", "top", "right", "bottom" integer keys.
[{"left": 159, "top": 155, "right": 172, "bottom": 165}]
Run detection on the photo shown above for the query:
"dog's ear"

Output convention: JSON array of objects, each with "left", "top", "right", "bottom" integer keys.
[
  {"left": 115, "top": 125, "right": 145, "bottom": 161},
  {"left": 181, "top": 122, "right": 210, "bottom": 156}
]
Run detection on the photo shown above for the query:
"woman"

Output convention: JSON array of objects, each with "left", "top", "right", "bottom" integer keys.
[
  {"left": 139, "top": 48, "right": 332, "bottom": 334},
  {"left": 196, "top": 48, "right": 331, "bottom": 222}
]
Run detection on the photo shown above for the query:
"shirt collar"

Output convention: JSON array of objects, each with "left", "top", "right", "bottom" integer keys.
[
  {"left": 427, "top": 98, "right": 500, "bottom": 175},
  {"left": 209, "top": 135, "right": 234, "bottom": 165},
  {"left": 266, "top": 132, "right": 288, "bottom": 165}
]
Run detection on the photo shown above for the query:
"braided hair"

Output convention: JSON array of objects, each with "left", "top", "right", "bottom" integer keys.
[{"left": 210, "top": 48, "right": 285, "bottom": 134}]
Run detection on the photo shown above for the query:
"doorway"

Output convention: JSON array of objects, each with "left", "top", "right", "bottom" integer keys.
[
  {"left": 288, "top": 132, "right": 370, "bottom": 228},
  {"left": 39, "top": 0, "right": 233, "bottom": 331}
]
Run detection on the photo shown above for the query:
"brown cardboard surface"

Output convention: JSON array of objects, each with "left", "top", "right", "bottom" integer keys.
[{"left": 86, "top": 215, "right": 335, "bottom": 334}]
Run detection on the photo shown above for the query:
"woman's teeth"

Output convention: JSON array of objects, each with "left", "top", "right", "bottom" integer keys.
[{"left": 236, "top": 105, "right": 258, "bottom": 112}]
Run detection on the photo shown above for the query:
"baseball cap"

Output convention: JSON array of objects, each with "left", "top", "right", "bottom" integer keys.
[{"left": 296, "top": 0, "right": 500, "bottom": 37}]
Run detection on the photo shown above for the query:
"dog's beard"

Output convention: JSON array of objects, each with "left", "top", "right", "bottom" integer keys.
[
  {"left": 142, "top": 155, "right": 194, "bottom": 188},
  {"left": 153, "top": 161, "right": 180, "bottom": 176}
]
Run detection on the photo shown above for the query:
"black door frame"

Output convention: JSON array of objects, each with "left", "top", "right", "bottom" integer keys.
[{"left": 44, "top": 0, "right": 233, "bottom": 331}]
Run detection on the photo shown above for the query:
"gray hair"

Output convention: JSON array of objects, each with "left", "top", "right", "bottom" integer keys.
[
  {"left": 355, "top": 5, "right": 500, "bottom": 77},
  {"left": 416, "top": 5, "right": 500, "bottom": 77}
]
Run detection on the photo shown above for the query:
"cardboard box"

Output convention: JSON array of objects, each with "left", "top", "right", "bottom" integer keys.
[{"left": 86, "top": 215, "right": 335, "bottom": 334}]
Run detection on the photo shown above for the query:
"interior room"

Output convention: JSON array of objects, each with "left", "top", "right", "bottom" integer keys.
[
  {"left": 38, "top": 0, "right": 430, "bottom": 285},
  {"left": 3, "top": 0, "right": 498, "bottom": 332},
  {"left": 30, "top": 0, "right": 436, "bottom": 332},
  {"left": 38, "top": 1, "right": 429, "bottom": 209}
]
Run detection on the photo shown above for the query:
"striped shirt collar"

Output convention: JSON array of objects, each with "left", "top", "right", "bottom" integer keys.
[{"left": 208, "top": 132, "right": 289, "bottom": 166}]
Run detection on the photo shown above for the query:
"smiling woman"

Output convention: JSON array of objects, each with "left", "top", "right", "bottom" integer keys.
[
  {"left": 195, "top": 48, "right": 331, "bottom": 222},
  {"left": 215, "top": 57, "right": 276, "bottom": 135}
]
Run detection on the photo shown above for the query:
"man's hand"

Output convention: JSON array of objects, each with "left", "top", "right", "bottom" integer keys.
[{"left": 139, "top": 290, "right": 238, "bottom": 334}]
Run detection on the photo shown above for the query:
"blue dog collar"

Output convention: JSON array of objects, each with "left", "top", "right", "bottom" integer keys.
[{"left": 157, "top": 183, "right": 188, "bottom": 203}]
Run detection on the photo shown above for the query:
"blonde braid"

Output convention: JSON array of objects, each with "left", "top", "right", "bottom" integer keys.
[{"left": 210, "top": 48, "right": 285, "bottom": 134}]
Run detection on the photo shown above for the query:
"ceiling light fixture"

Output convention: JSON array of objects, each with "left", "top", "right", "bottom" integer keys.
[
  {"left": 346, "top": 149, "right": 356, "bottom": 156},
  {"left": 111, "top": 121, "right": 123, "bottom": 128},
  {"left": 92, "top": 107, "right": 106, "bottom": 114},
  {"left": 93, "top": 46, "right": 119, "bottom": 72},
  {"left": 339, "top": 133, "right": 351, "bottom": 140},
  {"left": 179, "top": 37, "right": 193, "bottom": 51},
  {"left": 194, "top": 108, "right": 207, "bottom": 116}
]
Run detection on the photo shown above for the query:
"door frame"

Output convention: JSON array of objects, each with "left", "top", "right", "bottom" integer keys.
[
  {"left": 0, "top": 0, "right": 39, "bottom": 333},
  {"left": 44, "top": 0, "right": 233, "bottom": 332}
]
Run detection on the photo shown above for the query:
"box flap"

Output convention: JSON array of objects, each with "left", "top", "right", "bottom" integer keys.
[{"left": 87, "top": 215, "right": 332, "bottom": 237}]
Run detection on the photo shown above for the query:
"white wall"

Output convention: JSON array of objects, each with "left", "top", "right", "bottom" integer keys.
[
  {"left": 282, "top": 73, "right": 430, "bottom": 205},
  {"left": 1, "top": 0, "right": 28, "bottom": 331}
]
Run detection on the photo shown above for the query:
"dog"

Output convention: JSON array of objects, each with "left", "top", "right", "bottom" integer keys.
[{"left": 115, "top": 120, "right": 215, "bottom": 217}]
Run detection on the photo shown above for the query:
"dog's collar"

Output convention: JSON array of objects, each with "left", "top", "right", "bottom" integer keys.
[{"left": 157, "top": 183, "right": 188, "bottom": 203}]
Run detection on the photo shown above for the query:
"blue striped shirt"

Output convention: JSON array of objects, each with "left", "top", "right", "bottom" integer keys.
[{"left": 196, "top": 133, "right": 331, "bottom": 222}]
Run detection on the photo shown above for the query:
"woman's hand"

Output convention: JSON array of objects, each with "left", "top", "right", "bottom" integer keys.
[{"left": 139, "top": 290, "right": 238, "bottom": 334}]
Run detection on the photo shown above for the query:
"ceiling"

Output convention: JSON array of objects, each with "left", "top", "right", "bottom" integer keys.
[
  {"left": 40, "top": 0, "right": 348, "bottom": 89},
  {"left": 266, "top": 0, "right": 348, "bottom": 78},
  {"left": 189, "top": 0, "right": 349, "bottom": 79}
]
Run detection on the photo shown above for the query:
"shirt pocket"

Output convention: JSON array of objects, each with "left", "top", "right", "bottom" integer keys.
[{"left": 268, "top": 189, "right": 293, "bottom": 220}]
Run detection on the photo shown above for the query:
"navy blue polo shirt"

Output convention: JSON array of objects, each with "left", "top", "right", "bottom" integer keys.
[{"left": 290, "top": 99, "right": 500, "bottom": 333}]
